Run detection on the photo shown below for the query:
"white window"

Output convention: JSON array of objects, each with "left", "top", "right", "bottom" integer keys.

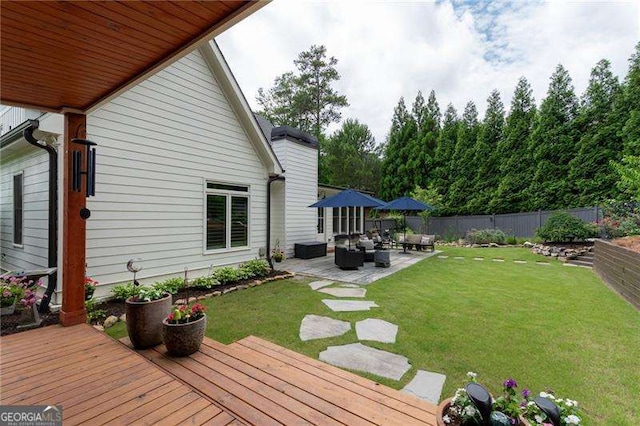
[
  {"left": 13, "top": 173, "right": 23, "bottom": 246},
  {"left": 205, "top": 182, "right": 249, "bottom": 251}
]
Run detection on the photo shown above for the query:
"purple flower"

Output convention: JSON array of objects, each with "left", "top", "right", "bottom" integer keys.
[
  {"left": 520, "top": 401, "right": 527, "bottom": 408},
  {"left": 503, "top": 378, "right": 517, "bottom": 389},
  {"left": 522, "top": 389, "right": 531, "bottom": 398},
  {"left": 510, "top": 419, "right": 517, "bottom": 425}
]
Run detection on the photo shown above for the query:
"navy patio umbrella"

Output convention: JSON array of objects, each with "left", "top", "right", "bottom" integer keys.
[
  {"left": 376, "top": 196, "right": 434, "bottom": 252},
  {"left": 310, "top": 189, "right": 386, "bottom": 249}
]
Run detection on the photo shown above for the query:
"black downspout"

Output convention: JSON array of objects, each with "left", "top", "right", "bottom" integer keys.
[
  {"left": 266, "top": 174, "right": 285, "bottom": 269},
  {"left": 23, "top": 121, "right": 58, "bottom": 313}
]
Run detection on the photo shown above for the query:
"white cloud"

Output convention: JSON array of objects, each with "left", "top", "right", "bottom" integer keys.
[{"left": 217, "top": 0, "right": 639, "bottom": 144}]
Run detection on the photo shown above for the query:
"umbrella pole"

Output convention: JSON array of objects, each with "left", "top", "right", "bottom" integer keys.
[{"left": 403, "top": 213, "right": 407, "bottom": 253}]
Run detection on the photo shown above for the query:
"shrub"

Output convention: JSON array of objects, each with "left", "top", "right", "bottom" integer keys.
[
  {"left": 466, "top": 228, "right": 506, "bottom": 245},
  {"left": 191, "top": 275, "right": 220, "bottom": 290},
  {"left": 111, "top": 283, "right": 138, "bottom": 301},
  {"left": 506, "top": 235, "right": 518, "bottom": 245},
  {"left": 240, "top": 259, "right": 271, "bottom": 279},
  {"left": 535, "top": 212, "right": 596, "bottom": 242},
  {"left": 153, "top": 277, "right": 184, "bottom": 295},
  {"left": 85, "top": 298, "right": 106, "bottom": 322},
  {"left": 213, "top": 267, "right": 239, "bottom": 285}
]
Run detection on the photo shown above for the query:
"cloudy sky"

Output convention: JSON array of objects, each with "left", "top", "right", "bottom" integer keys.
[{"left": 217, "top": 0, "right": 639, "bottom": 144}]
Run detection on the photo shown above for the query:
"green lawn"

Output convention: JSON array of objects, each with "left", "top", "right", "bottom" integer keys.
[{"left": 107, "top": 247, "right": 640, "bottom": 424}]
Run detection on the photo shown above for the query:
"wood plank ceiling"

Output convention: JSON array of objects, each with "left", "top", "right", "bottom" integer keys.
[{"left": 1, "top": 1, "right": 262, "bottom": 113}]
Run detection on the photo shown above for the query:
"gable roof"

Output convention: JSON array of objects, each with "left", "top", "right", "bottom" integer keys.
[{"left": 199, "top": 41, "right": 283, "bottom": 175}]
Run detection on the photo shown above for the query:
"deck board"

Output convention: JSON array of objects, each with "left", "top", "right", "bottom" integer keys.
[{"left": 1, "top": 325, "right": 437, "bottom": 425}]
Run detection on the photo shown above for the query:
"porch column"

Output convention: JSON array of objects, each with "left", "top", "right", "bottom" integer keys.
[{"left": 60, "top": 112, "right": 87, "bottom": 326}]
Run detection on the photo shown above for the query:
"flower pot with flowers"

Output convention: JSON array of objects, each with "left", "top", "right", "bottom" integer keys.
[
  {"left": 162, "top": 303, "right": 207, "bottom": 356},
  {"left": 1, "top": 285, "right": 20, "bottom": 315},
  {"left": 437, "top": 372, "right": 582, "bottom": 426},
  {"left": 85, "top": 276, "right": 98, "bottom": 301},
  {"left": 125, "top": 286, "right": 172, "bottom": 349},
  {"left": 272, "top": 239, "right": 285, "bottom": 263}
]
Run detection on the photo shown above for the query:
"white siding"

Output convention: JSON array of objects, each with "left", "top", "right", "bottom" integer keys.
[
  {"left": 282, "top": 141, "right": 318, "bottom": 255},
  {"left": 0, "top": 143, "right": 49, "bottom": 272},
  {"left": 85, "top": 49, "right": 269, "bottom": 297}
]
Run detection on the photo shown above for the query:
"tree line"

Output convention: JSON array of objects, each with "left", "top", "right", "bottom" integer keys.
[{"left": 257, "top": 43, "right": 640, "bottom": 214}]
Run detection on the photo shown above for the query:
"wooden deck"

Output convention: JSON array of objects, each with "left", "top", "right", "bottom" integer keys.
[{"left": 1, "top": 325, "right": 437, "bottom": 425}]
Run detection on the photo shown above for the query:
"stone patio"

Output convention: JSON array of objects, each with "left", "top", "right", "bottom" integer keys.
[{"left": 281, "top": 249, "right": 439, "bottom": 284}]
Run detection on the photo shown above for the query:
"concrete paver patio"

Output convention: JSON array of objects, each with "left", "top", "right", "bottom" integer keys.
[{"left": 281, "top": 249, "right": 439, "bottom": 284}]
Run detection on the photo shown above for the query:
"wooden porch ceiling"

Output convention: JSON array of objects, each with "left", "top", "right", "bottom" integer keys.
[{"left": 0, "top": 0, "right": 265, "bottom": 113}]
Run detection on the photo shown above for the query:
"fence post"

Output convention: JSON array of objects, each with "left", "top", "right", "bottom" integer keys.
[{"left": 538, "top": 210, "right": 542, "bottom": 229}]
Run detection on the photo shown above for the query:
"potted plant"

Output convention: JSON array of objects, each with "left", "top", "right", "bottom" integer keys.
[
  {"left": 272, "top": 239, "right": 285, "bottom": 263},
  {"left": 162, "top": 303, "right": 207, "bottom": 356},
  {"left": 437, "top": 372, "right": 582, "bottom": 425},
  {"left": 85, "top": 276, "right": 98, "bottom": 301},
  {"left": 125, "top": 286, "right": 172, "bottom": 349},
  {"left": 1, "top": 285, "right": 19, "bottom": 315}
]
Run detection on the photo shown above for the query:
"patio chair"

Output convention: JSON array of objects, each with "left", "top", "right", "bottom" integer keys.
[
  {"left": 357, "top": 239, "right": 376, "bottom": 262},
  {"left": 335, "top": 246, "right": 364, "bottom": 270}
]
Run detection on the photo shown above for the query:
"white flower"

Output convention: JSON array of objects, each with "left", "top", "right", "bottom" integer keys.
[
  {"left": 564, "top": 399, "right": 573, "bottom": 407},
  {"left": 442, "top": 414, "right": 451, "bottom": 424},
  {"left": 527, "top": 401, "right": 536, "bottom": 407},
  {"left": 539, "top": 391, "right": 555, "bottom": 400},
  {"left": 556, "top": 398, "right": 564, "bottom": 404},
  {"left": 467, "top": 372, "right": 477, "bottom": 380},
  {"left": 534, "top": 415, "right": 543, "bottom": 424},
  {"left": 565, "top": 414, "right": 581, "bottom": 424},
  {"left": 463, "top": 406, "right": 477, "bottom": 417}
]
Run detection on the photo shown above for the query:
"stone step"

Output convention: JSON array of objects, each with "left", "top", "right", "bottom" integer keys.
[{"left": 567, "top": 259, "right": 593, "bottom": 267}]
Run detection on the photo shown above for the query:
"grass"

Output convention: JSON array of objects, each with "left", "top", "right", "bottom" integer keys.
[{"left": 107, "top": 247, "right": 640, "bottom": 424}]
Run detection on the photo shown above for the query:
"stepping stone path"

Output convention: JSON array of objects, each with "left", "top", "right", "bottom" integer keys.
[
  {"left": 356, "top": 319, "right": 398, "bottom": 343},
  {"left": 308, "top": 280, "right": 334, "bottom": 290},
  {"left": 536, "top": 262, "right": 550, "bottom": 265},
  {"left": 473, "top": 257, "right": 484, "bottom": 261},
  {"left": 402, "top": 370, "right": 447, "bottom": 405},
  {"left": 318, "top": 287, "right": 367, "bottom": 298},
  {"left": 302, "top": 279, "right": 445, "bottom": 396},
  {"left": 514, "top": 260, "right": 527, "bottom": 264},
  {"left": 492, "top": 258, "right": 505, "bottom": 262},
  {"left": 454, "top": 256, "right": 465, "bottom": 260},
  {"left": 299, "top": 315, "right": 351, "bottom": 341},
  {"left": 437, "top": 255, "right": 449, "bottom": 259},
  {"left": 322, "top": 300, "right": 378, "bottom": 312},
  {"left": 319, "top": 343, "right": 411, "bottom": 380}
]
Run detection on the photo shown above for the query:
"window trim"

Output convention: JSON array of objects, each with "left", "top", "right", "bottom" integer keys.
[
  {"left": 203, "top": 180, "right": 251, "bottom": 254},
  {"left": 13, "top": 172, "right": 24, "bottom": 248}
]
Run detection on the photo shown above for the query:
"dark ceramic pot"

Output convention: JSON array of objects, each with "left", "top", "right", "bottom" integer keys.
[
  {"left": 125, "top": 293, "right": 172, "bottom": 349},
  {"left": 162, "top": 315, "right": 206, "bottom": 357}
]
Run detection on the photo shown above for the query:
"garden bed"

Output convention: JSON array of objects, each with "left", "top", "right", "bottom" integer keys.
[{"left": 612, "top": 235, "right": 640, "bottom": 253}]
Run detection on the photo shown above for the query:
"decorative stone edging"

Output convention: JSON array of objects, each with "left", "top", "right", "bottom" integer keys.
[{"left": 94, "top": 272, "right": 296, "bottom": 331}]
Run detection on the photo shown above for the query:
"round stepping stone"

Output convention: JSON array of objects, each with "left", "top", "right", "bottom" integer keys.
[
  {"left": 299, "top": 315, "right": 351, "bottom": 341},
  {"left": 319, "top": 343, "right": 410, "bottom": 381},
  {"left": 309, "top": 280, "right": 334, "bottom": 290},
  {"left": 318, "top": 288, "right": 366, "bottom": 298},
  {"left": 322, "top": 300, "right": 379, "bottom": 312},
  {"left": 355, "top": 319, "right": 398, "bottom": 343},
  {"left": 402, "top": 370, "right": 447, "bottom": 405}
]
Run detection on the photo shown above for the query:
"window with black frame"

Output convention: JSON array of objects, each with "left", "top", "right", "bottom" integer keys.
[
  {"left": 13, "top": 173, "right": 23, "bottom": 246},
  {"left": 205, "top": 182, "right": 248, "bottom": 251}
]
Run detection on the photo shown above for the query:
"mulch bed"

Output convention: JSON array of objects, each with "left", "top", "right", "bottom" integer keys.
[
  {"left": 612, "top": 236, "right": 640, "bottom": 253},
  {"left": 1, "top": 269, "right": 290, "bottom": 337}
]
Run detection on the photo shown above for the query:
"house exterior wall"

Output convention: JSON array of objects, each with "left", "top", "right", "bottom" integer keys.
[
  {"left": 84, "top": 48, "right": 270, "bottom": 298},
  {"left": 281, "top": 140, "right": 317, "bottom": 255},
  {"left": 0, "top": 144, "right": 50, "bottom": 272}
]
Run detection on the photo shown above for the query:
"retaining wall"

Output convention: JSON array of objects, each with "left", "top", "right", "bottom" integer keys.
[{"left": 593, "top": 239, "right": 640, "bottom": 310}]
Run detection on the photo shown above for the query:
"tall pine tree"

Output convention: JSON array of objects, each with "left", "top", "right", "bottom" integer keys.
[
  {"left": 467, "top": 90, "right": 504, "bottom": 214},
  {"left": 447, "top": 101, "right": 480, "bottom": 214},
  {"left": 433, "top": 104, "right": 459, "bottom": 215},
  {"left": 490, "top": 77, "right": 537, "bottom": 213},
  {"left": 527, "top": 64, "right": 578, "bottom": 210},
  {"left": 568, "top": 59, "right": 622, "bottom": 205}
]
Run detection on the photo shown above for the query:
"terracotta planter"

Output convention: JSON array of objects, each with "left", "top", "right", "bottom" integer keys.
[
  {"left": 162, "top": 315, "right": 206, "bottom": 357},
  {"left": 125, "top": 293, "right": 171, "bottom": 349},
  {"left": 436, "top": 398, "right": 453, "bottom": 426}
]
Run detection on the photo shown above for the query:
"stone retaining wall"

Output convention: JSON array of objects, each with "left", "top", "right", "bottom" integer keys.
[{"left": 593, "top": 239, "right": 640, "bottom": 310}]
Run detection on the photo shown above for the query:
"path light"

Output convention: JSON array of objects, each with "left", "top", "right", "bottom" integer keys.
[
  {"left": 534, "top": 396, "right": 561, "bottom": 426},
  {"left": 465, "top": 382, "right": 492, "bottom": 425},
  {"left": 126, "top": 258, "right": 143, "bottom": 286}
]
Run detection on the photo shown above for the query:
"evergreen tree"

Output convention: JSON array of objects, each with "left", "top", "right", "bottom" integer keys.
[
  {"left": 380, "top": 98, "right": 417, "bottom": 199},
  {"left": 619, "top": 42, "right": 640, "bottom": 156},
  {"left": 433, "top": 104, "right": 459, "bottom": 215},
  {"left": 527, "top": 64, "right": 579, "bottom": 210},
  {"left": 568, "top": 59, "right": 622, "bottom": 205},
  {"left": 447, "top": 101, "right": 480, "bottom": 214},
  {"left": 323, "top": 119, "right": 382, "bottom": 193},
  {"left": 490, "top": 77, "right": 537, "bottom": 213},
  {"left": 467, "top": 90, "right": 504, "bottom": 214},
  {"left": 407, "top": 91, "right": 441, "bottom": 190}
]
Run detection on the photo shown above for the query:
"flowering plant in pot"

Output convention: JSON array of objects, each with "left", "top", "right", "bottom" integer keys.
[
  {"left": 85, "top": 276, "right": 98, "bottom": 301},
  {"left": 125, "top": 286, "right": 172, "bottom": 349},
  {"left": 162, "top": 303, "right": 207, "bottom": 357},
  {"left": 521, "top": 392, "right": 581, "bottom": 425},
  {"left": 1, "top": 285, "right": 20, "bottom": 315},
  {"left": 272, "top": 240, "right": 285, "bottom": 263}
]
